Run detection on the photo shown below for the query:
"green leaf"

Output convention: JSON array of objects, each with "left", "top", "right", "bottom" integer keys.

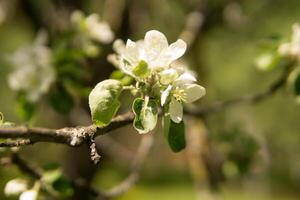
[
  {"left": 294, "top": 73, "right": 300, "bottom": 95},
  {"left": 15, "top": 93, "right": 35, "bottom": 121},
  {"left": 110, "top": 70, "right": 125, "bottom": 80},
  {"left": 133, "top": 60, "right": 150, "bottom": 78},
  {"left": 89, "top": 79, "right": 123, "bottom": 126},
  {"left": 163, "top": 115, "right": 186, "bottom": 152},
  {"left": 49, "top": 84, "right": 74, "bottom": 114},
  {"left": 132, "top": 97, "right": 158, "bottom": 134}
]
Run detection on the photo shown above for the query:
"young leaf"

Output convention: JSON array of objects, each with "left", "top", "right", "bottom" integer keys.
[
  {"left": 163, "top": 115, "right": 186, "bottom": 152},
  {"left": 110, "top": 70, "right": 134, "bottom": 86},
  {"left": 89, "top": 79, "right": 123, "bottom": 126},
  {"left": 132, "top": 97, "right": 158, "bottom": 134}
]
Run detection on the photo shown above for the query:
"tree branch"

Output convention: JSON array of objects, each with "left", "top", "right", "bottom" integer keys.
[
  {"left": 0, "top": 139, "right": 33, "bottom": 147},
  {"left": 0, "top": 112, "right": 134, "bottom": 147}
]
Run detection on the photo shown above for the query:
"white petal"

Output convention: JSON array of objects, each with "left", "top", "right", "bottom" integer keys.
[
  {"left": 4, "top": 179, "right": 28, "bottom": 196},
  {"left": 161, "top": 85, "right": 172, "bottom": 106},
  {"left": 144, "top": 30, "right": 168, "bottom": 63},
  {"left": 113, "top": 39, "right": 125, "bottom": 54},
  {"left": 119, "top": 59, "right": 135, "bottom": 77},
  {"left": 159, "top": 68, "right": 179, "bottom": 85},
  {"left": 184, "top": 84, "right": 206, "bottom": 103},
  {"left": 93, "top": 22, "right": 114, "bottom": 43},
  {"left": 158, "top": 39, "right": 187, "bottom": 66},
  {"left": 174, "top": 72, "right": 197, "bottom": 85},
  {"left": 169, "top": 98, "right": 183, "bottom": 123},
  {"left": 20, "top": 190, "right": 38, "bottom": 200},
  {"left": 123, "top": 39, "right": 139, "bottom": 64},
  {"left": 85, "top": 13, "right": 114, "bottom": 43}
]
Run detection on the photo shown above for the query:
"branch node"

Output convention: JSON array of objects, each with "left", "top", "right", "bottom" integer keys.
[
  {"left": 88, "top": 138, "right": 101, "bottom": 164},
  {"left": 69, "top": 127, "right": 86, "bottom": 146}
]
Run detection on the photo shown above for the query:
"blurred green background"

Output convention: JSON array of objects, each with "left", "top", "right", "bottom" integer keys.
[{"left": 0, "top": 0, "right": 300, "bottom": 199}]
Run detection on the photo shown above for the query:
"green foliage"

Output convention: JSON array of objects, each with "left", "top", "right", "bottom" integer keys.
[
  {"left": 132, "top": 97, "right": 158, "bottom": 134},
  {"left": 110, "top": 70, "right": 134, "bottom": 86},
  {"left": 163, "top": 115, "right": 186, "bottom": 152},
  {"left": 49, "top": 84, "right": 74, "bottom": 114},
  {"left": 15, "top": 93, "right": 35, "bottom": 121},
  {"left": 133, "top": 60, "right": 150, "bottom": 78},
  {"left": 89, "top": 79, "right": 123, "bottom": 126}
]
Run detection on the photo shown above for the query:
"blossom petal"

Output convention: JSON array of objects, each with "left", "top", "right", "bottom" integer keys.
[
  {"left": 123, "top": 39, "right": 139, "bottom": 63},
  {"left": 169, "top": 98, "right": 183, "bottom": 123},
  {"left": 174, "top": 72, "right": 197, "bottom": 85},
  {"left": 159, "top": 39, "right": 187, "bottom": 66},
  {"left": 184, "top": 84, "right": 206, "bottom": 103},
  {"left": 94, "top": 22, "right": 114, "bottom": 44},
  {"left": 113, "top": 39, "right": 125, "bottom": 54},
  {"left": 144, "top": 30, "right": 168, "bottom": 63},
  {"left": 161, "top": 85, "right": 172, "bottom": 106}
]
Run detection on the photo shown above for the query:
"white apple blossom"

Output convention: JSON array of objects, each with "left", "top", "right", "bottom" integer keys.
[
  {"left": 71, "top": 10, "right": 114, "bottom": 44},
  {"left": 4, "top": 179, "right": 28, "bottom": 196},
  {"left": 278, "top": 23, "right": 300, "bottom": 58},
  {"left": 113, "top": 30, "right": 187, "bottom": 78},
  {"left": 8, "top": 31, "right": 55, "bottom": 102},
  {"left": 107, "top": 30, "right": 206, "bottom": 127},
  {"left": 161, "top": 72, "right": 206, "bottom": 123}
]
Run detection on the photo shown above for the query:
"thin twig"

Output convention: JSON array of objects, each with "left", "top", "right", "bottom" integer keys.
[
  {"left": 10, "top": 153, "right": 43, "bottom": 179},
  {"left": 0, "top": 139, "right": 33, "bottom": 147}
]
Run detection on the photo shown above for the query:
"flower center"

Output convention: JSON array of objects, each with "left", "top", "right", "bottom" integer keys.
[{"left": 173, "top": 88, "right": 186, "bottom": 102}]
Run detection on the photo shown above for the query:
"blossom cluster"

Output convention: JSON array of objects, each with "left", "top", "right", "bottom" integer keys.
[
  {"left": 109, "top": 30, "right": 206, "bottom": 124},
  {"left": 71, "top": 10, "right": 114, "bottom": 57},
  {"left": 8, "top": 32, "right": 55, "bottom": 102},
  {"left": 71, "top": 10, "right": 114, "bottom": 44}
]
